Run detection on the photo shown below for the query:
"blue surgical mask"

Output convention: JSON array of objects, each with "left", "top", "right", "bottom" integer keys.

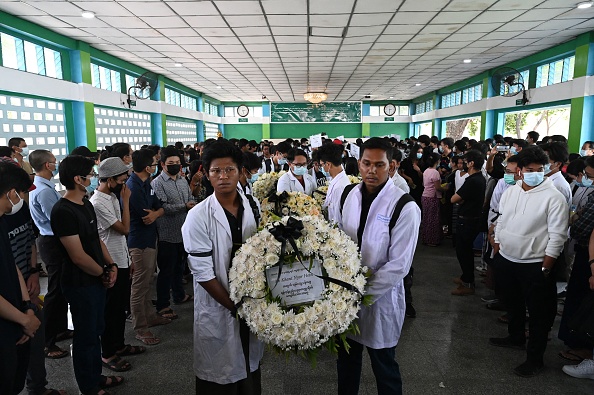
[
  {"left": 86, "top": 176, "right": 98, "bottom": 194},
  {"left": 438, "top": 146, "right": 444, "bottom": 153},
  {"left": 503, "top": 174, "right": 516, "bottom": 185},
  {"left": 51, "top": 163, "right": 59, "bottom": 177},
  {"left": 249, "top": 173, "right": 259, "bottom": 184},
  {"left": 151, "top": 167, "right": 158, "bottom": 177},
  {"left": 416, "top": 153, "right": 423, "bottom": 159},
  {"left": 510, "top": 147, "right": 518, "bottom": 155},
  {"left": 580, "top": 149, "right": 589, "bottom": 157},
  {"left": 278, "top": 158, "right": 287, "bottom": 166},
  {"left": 292, "top": 166, "right": 308, "bottom": 176},
  {"left": 543, "top": 163, "right": 551, "bottom": 174},
  {"left": 522, "top": 171, "right": 544, "bottom": 187},
  {"left": 20, "top": 147, "right": 29, "bottom": 157},
  {"left": 321, "top": 167, "right": 330, "bottom": 178},
  {"left": 582, "top": 175, "right": 593, "bottom": 188}
]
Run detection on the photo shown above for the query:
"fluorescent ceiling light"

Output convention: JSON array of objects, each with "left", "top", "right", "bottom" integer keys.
[
  {"left": 415, "top": 83, "right": 421, "bottom": 86},
  {"left": 216, "top": 86, "right": 222, "bottom": 89},
  {"left": 174, "top": 63, "right": 183, "bottom": 67},
  {"left": 389, "top": 96, "right": 394, "bottom": 99},
  {"left": 463, "top": 59, "right": 472, "bottom": 63},
  {"left": 577, "top": 2, "right": 593, "bottom": 9},
  {"left": 81, "top": 11, "right": 95, "bottom": 19}
]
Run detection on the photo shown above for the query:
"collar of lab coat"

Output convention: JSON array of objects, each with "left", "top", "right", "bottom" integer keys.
[{"left": 210, "top": 192, "right": 252, "bottom": 240}]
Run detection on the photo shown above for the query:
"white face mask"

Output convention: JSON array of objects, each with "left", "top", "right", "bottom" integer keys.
[{"left": 6, "top": 190, "right": 24, "bottom": 215}]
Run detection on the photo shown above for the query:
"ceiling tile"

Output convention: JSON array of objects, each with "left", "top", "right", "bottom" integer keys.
[
  {"left": 432, "top": 11, "right": 482, "bottom": 24},
  {"left": 142, "top": 16, "right": 187, "bottom": 28},
  {"left": 167, "top": 1, "right": 219, "bottom": 15},
  {"left": 310, "top": 0, "right": 356, "bottom": 14},
  {"left": 390, "top": 12, "right": 438, "bottom": 25},
  {"left": 444, "top": 0, "right": 498, "bottom": 11},
  {"left": 225, "top": 15, "right": 268, "bottom": 27},
  {"left": 213, "top": 0, "right": 262, "bottom": 15},
  {"left": 399, "top": 0, "right": 450, "bottom": 12}
]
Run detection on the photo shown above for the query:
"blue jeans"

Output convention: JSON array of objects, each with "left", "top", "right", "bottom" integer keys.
[
  {"left": 156, "top": 241, "right": 186, "bottom": 311},
  {"left": 337, "top": 338, "right": 402, "bottom": 395},
  {"left": 62, "top": 284, "right": 106, "bottom": 394}
]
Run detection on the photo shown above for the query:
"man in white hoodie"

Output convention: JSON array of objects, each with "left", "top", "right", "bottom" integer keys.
[{"left": 490, "top": 146, "right": 568, "bottom": 378}]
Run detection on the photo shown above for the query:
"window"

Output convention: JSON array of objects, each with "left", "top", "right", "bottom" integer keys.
[
  {"left": 536, "top": 55, "right": 575, "bottom": 88},
  {"left": 204, "top": 101, "right": 219, "bottom": 116},
  {"left": 415, "top": 99, "right": 433, "bottom": 114},
  {"left": 204, "top": 122, "right": 219, "bottom": 140},
  {"left": 94, "top": 107, "right": 151, "bottom": 151},
  {"left": 224, "top": 106, "right": 263, "bottom": 117},
  {"left": 369, "top": 105, "right": 409, "bottom": 116},
  {"left": 165, "top": 87, "right": 197, "bottom": 111},
  {"left": 500, "top": 70, "right": 529, "bottom": 96},
  {"left": 0, "top": 32, "right": 63, "bottom": 79},
  {"left": 166, "top": 120, "right": 197, "bottom": 146},
  {"left": 125, "top": 74, "right": 151, "bottom": 99},
  {"left": 0, "top": 93, "right": 67, "bottom": 190},
  {"left": 442, "top": 83, "right": 483, "bottom": 109},
  {"left": 91, "top": 63, "right": 121, "bottom": 93}
]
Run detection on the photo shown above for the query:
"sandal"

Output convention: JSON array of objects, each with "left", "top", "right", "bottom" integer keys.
[
  {"left": 559, "top": 350, "right": 584, "bottom": 362},
  {"left": 148, "top": 315, "right": 172, "bottom": 328},
  {"left": 116, "top": 344, "right": 146, "bottom": 356},
  {"left": 44, "top": 345, "right": 69, "bottom": 359},
  {"left": 174, "top": 294, "right": 193, "bottom": 305},
  {"left": 55, "top": 329, "right": 74, "bottom": 342},
  {"left": 157, "top": 307, "right": 178, "bottom": 320},
  {"left": 102, "top": 355, "right": 131, "bottom": 372},
  {"left": 135, "top": 332, "right": 161, "bottom": 346},
  {"left": 99, "top": 375, "right": 124, "bottom": 389}
]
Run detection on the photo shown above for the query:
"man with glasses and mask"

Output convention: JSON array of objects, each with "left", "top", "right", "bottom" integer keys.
[
  {"left": 277, "top": 148, "right": 316, "bottom": 195},
  {"left": 127, "top": 149, "right": 168, "bottom": 347},
  {"left": 182, "top": 140, "right": 264, "bottom": 394},
  {"left": 490, "top": 146, "right": 568, "bottom": 377},
  {"left": 91, "top": 157, "right": 145, "bottom": 372}
]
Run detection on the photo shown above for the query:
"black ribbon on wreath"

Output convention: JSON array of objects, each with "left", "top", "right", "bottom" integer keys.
[
  {"left": 267, "top": 190, "right": 290, "bottom": 217},
  {"left": 312, "top": 189, "right": 327, "bottom": 197}
]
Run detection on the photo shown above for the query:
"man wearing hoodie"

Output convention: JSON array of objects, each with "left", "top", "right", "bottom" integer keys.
[{"left": 490, "top": 146, "right": 569, "bottom": 377}]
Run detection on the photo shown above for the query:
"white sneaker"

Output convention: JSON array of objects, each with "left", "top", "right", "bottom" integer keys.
[{"left": 562, "top": 359, "right": 594, "bottom": 380}]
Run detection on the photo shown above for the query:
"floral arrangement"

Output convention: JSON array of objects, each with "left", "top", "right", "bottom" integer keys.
[
  {"left": 260, "top": 191, "right": 322, "bottom": 225},
  {"left": 312, "top": 185, "right": 328, "bottom": 207},
  {"left": 252, "top": 171, "right": 286, "bottom": 202},
  {"left": 228, "top": 215, "right": 371, "bottom": 359},
  {"left": 348, "top": 175, "right": 362, "bottom": 184}
]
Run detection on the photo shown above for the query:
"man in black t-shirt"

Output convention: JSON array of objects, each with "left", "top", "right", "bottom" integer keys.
[
  {"left": 50, "top": 155, "right": 122, "bottom": 395},
  {"left": 0, "top": 158, "right": 41, "bottom": 395},
  {"left": 451, "top": 150, "right": 487, "bottom": 296}
]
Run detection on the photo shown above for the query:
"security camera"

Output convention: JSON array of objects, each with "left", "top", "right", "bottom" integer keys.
[
  {"left": 364, "top": 95, "right": 371, "bottom": 99},
  {"left": 262, "top": 95, "right": 267, "bottom": 100}
]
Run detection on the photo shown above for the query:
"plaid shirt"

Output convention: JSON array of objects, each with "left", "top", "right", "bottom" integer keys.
[
  {"left": 151, "top": 171, "right": 192, "bottom": 243},
  {"left": 570, "top": 192, "right": 594, "bottom": 247}
]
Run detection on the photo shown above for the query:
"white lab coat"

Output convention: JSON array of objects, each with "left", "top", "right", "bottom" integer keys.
[
  {"left": 391, "top": 172, "right": 410, "bottom": 194},
  {"left": 337, "top": 181, "right": 421, "bottom": 349},
  {"left": 276, "top": 170, "right": 316, "bottom": 195},
  {"left": 324, "top": 170, "right": 351, "bottom": 224},
  {"left": 181, "top": 193, "right": 264, "bottom": 384}
]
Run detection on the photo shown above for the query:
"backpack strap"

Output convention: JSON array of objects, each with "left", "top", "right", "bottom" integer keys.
[
  {"left": 388, "top": 193, "right": 416, "bottom": 232},
  {"left": 245, "top": 194, "right": 261, "bottom": 226},
  {"left": 339, "top": 183, "right": 358, "bottom": 216}
]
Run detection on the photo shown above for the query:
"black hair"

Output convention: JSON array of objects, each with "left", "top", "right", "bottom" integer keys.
[
  {"left": 8, "top": 137, "right": 25, "bottom": 149},
  {"left": 107, "top": 143, "right": 131, "bottom": 160},
  {"left": 513, "top": 139, "right": 528, "bottom": 149},
  {"left": 132, "top": 149, "right": 156, "bottom": 173},
  {"left": 507, "top": 154, "right": 519, "bottom": 164},
  {"left": 0, "top": 158, "right": 32, "bottom": 195},
  {"left": 440, "top": 137, "right": 454, "bottom": 149},
  {"left": 417, "top": 135, "right": 430, "bottom": 147},
  {"left": 316, "top": 143, "right": 343, "bottom": 167},
  {"left": 344, "top": 157, "right": 359, "bottom": 176},
  {"left": 566, "top": 158, "right": 586, "bottom": 177},
  {"left": 550, "top": 135, "right": 567, "bottom": 143},
  {"left": 201, "top": 140, "right": 243, "bottom": 173},
  {"left": 517, "top": 146, "right": 549, "bottom": 168},
  {"left": 360, "top": 137, "right": 393, "bottom": 162},
  {"left": 160, "top": 146, "right": 181, "bottom": 163},
  {"left": 71, "top": 146, "right": 96, "bottom": 159},
  {"left": 188, "top": 159, "right": 203, "bottom": 180},
  {"left": 542, "top": 142, "right": 569, "bottom": 165},
  {"left": 527, "top": 131, "right": 539, "bottom": 142},
  {"left": 29, "top": 150, "right": 54, "bottom": 172},
  {"left": 584, "top": 141, "right": 594, "bottom": 150},
  {"left": 275, "top": 142, "right": 291, "bottom": 154},
  {"left": 430, "top": 136, "right": 439, "bottom": 145},
  {"left": 426, "top": 152, "right": 441, "bottom": 168},
  {"left": 463, "top": 149, "right": 485, "bottom": 170},
  {"left": 287, "top": 148, "right": 308, "bottom": 163},
  {"left": 59, "top": 155, "right": 94, "bottom": 190},
  {"left": 0, "top": 146, "right": 13, "bottom": 158},
  {"left": 301, "top": 138, "right": 308, "bottom": 143},
  {"left": 392, "top": 148, "right": 403, "bottom": 163},
  {"left": 248, "top": 140, "right": 258, "bottom": 148},
  {"left": 454, "top": 140, "right": 467, "bottom": 153},
  {"left": 146, "top": 144, "right": 161, "bottom": 157},
  {"left": 242, "top": 152, "right": 261, "bottom": 172},
  {"left": 238, "top": 138, "right": 249, "bottom": 148},
  {"left": 585, "top": 155, "right": 594, "bottom": 170},
  {"left": 489, "top": 155, "right": 505, "bottom": 179},
  {"left": 174, "top": 142, "right": 184, "bottom": 150}
]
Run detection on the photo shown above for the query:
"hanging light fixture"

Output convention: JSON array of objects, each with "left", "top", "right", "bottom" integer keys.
[{"left": 303, "top": 92, "right": 328, "bottom": 104}]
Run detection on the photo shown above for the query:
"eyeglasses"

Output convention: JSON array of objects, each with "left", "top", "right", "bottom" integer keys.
[
  {"left": 81, "top": 171, "right": 97, "bottom": 179},
  {"left": 292, "top": 162, "right": 308, "bottom": 167},
  {"left": 148, "top": 163, "right": 158, "bottom": 168},
  {"left": 209, "top": 166, "right": 238, "bottom": 177}
]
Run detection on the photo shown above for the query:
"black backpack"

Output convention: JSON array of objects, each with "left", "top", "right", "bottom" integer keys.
[{"left": 339, "top": 183, "right": 415, "bottom": 233}]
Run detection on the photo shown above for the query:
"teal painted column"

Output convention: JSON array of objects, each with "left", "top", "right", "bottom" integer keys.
[
  {"left": 408, "top": 123, "right": 415, "bottom": 138},
  {"left": 67, "top": 41, "right": 96, "bottom": 151},
  {"left": 197, "top": 120, "right": 204, "bottom": 142},
  {"left": 432, "top": 118, "right": 442, "bottom": 138},
  {"left": 568, "top": 34, "right": 594, "bottom": 152},
  {"left": 362, "top": 103, "right": 370, "bottom": 116},
  {"left": 198, "top": 96, "right": 204, "bottom": 112},
  {"left": 151, "top": 113, "right": 165, "bottom": 146},
  {"left": 218, "top": 104, "right": 225, "bottom": 136},
  {"left": 481, "top": 110, "right": 496, "bottom": 140}
]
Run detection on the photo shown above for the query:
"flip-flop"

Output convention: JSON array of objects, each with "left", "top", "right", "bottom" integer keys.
[
  {"left": 174, "top": 294, "right": 193, "bottom": 305},
  {"left": 148, "top": 315, "right": 172, "bottom": 328},
  {"left": 157, "top": 307, "right": 178, "bottom": 320},
  {"left": 44, "top": 345, "right": 69, "bottom": 359},
  {"left": 558, "top": 350, "right": 583, "bottom": 362},
  {"left": 102, "top": 355, "right": 131, "bottom": 372},
  {"left": 99, "top": 375, "right": 124, "bottom": 389},
  {"left": 116, "top": 344, "right": 146, "bottom": 356},
  {"left": 135, "top": 333, "right": 161, "bottom": 346}
]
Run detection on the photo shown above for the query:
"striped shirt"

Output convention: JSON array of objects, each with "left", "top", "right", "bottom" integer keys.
[
  {"left": 4, "top": 201, "right": 36, "bottom": 280},
  {"left": 151, "top": 171, "right": 192, "bottom": 243},
  {"left": 90, "top": 190, "right": 130, "bottom": 269}
]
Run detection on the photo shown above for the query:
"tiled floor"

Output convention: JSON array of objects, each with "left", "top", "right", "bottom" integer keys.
[{"left": 26, "top": 241, "right": 592, "bottom": 394}]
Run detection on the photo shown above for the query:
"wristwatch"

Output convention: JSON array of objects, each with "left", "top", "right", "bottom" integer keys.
[
  {"left": 542, "top": 267, "right": 551, "bottom": 277},
  {"left": 21, "top": 300, "right": 38, "bottom": 313}
]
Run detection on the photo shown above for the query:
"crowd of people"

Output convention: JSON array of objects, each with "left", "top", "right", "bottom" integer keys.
[{"left": 0, "top": 131, "right": 593, "bottom": 395}]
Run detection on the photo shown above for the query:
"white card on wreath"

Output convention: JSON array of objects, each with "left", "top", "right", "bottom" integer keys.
[
  {"left": 266, "top": 260, "right": 325, "bottom": 306},
  {"left": 350, "top": 144, "right": 360, "bottom": 159}
]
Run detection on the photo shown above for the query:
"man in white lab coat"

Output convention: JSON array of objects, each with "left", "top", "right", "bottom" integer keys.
[
  {"left": 336, "top": 137, "right": 421, "bottom": 395},
  {"left": 276, "top": 148, "right": 316, "bottom": 195},
  {"left": 181, "top": 140, "right": 264, "bottom": 394},
  {"left": 317, "top": 143, "right": 351, "bottom": 224}
]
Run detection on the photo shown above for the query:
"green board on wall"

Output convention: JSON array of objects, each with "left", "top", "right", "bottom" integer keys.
[
  {"left": 271, "top": 123, "right": 361, "bottom": 139},
  {"left": 225, "top": 124, "right": 263, "bottom": 140},
  {"left": 271, "top": 102, "right": 361, "bottom": 123},
  {"left": 369, "top": 123, "right": 408, "bottom": 139}
]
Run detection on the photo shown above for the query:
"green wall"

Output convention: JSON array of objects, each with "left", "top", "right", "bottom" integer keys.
[
  {"left": 225, "top": 124, "right": 263, "bottom": 140},
  {"left": 369, "top": 123, "right": 408, "bottom": 139},
  {"left": 270, "top": 123, "right": 361, "bottom": 139}
]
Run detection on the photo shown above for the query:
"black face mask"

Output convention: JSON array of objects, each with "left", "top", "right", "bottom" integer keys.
[
  {"left": 110, "top": 182, "right": 123, "bottom": 195},
  {"left": 166, "top": 164, "right": 181, "bottom": 175}
]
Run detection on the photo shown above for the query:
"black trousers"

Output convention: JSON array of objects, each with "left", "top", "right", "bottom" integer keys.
[
  {"left": 38, "top": 235, "right": 68, "bottom": 348},
  {"left": 455, "top": 217, "right": 481, "bottom": 284},
  {"left": 102, "top": 267, "right": 130, "bottom": 359},
  {"left": 494, "top": 254, "right": 557, "bottom": 365},
  {"left": 0, "top": 342, "right": 30, "bottom": 395}
]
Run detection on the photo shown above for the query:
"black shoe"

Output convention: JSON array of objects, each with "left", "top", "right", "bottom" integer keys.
[
  {"left": 406, "top": 303, "right": 417, "bottom": 318},
  {"left": 486, "top": 301, "right": 506, "bottom": 311},
  {"left": 513, "top": 361, "right": 544, "bottom": 377},
  {"left": 488, "top": 336, "right": 526, "bottom": 350}
]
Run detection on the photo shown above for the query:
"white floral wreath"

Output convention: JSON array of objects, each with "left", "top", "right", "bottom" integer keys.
[
  {"left": 228, "top": 215, "right": 369, "bottom": 355},
  {"left": 252, "top": 171, "right": 286, "bottom": 202},
  {"left": 260, "top": 191, "right": 322, "bottom": 225}
]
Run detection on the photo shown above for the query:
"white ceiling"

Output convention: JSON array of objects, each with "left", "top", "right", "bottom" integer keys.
[{"left": 1, "top": 0, "right": 594, "bottom": 102}]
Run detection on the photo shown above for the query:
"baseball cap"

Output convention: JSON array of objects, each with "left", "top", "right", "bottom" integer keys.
[{"left": 98, "top": 157, "right": 131, "bottom": 178}]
